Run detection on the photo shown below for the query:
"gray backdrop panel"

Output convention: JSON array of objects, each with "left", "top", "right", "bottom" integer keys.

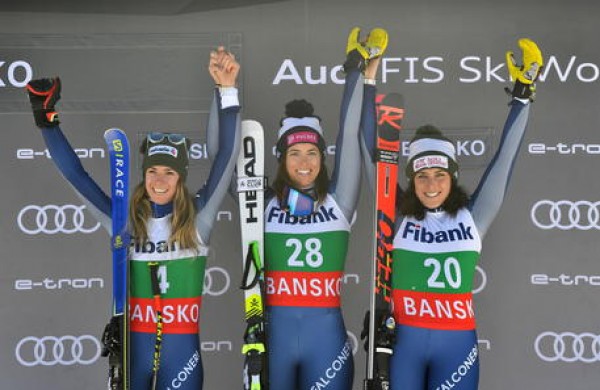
[{"left": 0, "top": 1, "right": 598, "bottom": 389}]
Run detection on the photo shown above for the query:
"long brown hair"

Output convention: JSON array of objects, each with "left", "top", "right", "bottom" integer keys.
[
  {"left": 129, "top": 179, "right": 198, "bottom": 250},
  {"left": 271, "top": 151, "right": 329, "bottom": 206},
  {"left": 399, "top": 177, "right": 469, "bottom": 220}
]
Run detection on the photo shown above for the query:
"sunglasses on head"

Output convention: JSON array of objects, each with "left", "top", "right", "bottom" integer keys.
[{"left": 147, "top": 132, "right": 187, "bottom": 145}]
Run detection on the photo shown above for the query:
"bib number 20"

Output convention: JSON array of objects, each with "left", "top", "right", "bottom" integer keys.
[{"left": 424, "top": 257, "right": 462, "bottom": 289}]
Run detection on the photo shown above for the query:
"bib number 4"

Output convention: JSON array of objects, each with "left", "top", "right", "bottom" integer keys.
[{"left": 154, "top": 265, "right": 170, "bottom": 294}]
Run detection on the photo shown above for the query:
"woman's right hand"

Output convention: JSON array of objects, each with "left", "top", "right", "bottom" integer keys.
[{"left": 25, "top": 77, "right": 61, "bottom": 128}]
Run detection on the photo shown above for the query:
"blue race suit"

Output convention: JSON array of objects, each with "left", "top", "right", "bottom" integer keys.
[
  {"left": 264, "top": 68, "right": 377, "bottom": 390},
  {"left": 38, "top": 87, "right": 240, "bottom": 390},
  {"left": 361, "top": 98, "right": 533, "bottom": 390}
]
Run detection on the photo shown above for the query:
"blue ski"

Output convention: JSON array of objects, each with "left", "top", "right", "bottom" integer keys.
[{"left": 102, "top": 128, "right": 130, "bottom": 390}]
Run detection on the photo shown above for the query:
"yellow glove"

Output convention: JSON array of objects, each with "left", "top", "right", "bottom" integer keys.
[
  {"left": 506, "top": 38, "right": 543, "bottom": 84},
  {"left": 344, "top": 27, "right": 388, "bottom": 73},
  {"left": 365, "top": 28, "right": 388, "bottom": 58},
  {"left": 346, "top": 27, "right": 370, "bottom": 58},
  {"left": 505, "top": 38, "right": 544, "bottom": 100}
]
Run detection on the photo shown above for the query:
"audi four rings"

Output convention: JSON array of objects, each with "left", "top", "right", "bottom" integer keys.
[
  {"left": 531, "top": 200, "right": 600, "bottom": 230},
  {"left": 15, "top": 335, "right": 102, "bottom": 367},
  {"left": 534, "top": 332, "right": 600, "bottom": 363},
  {"left": 203, "top": 267, "right": 230, "bottom": 296},
  {"left": 473, "top": 265, "right": 487, "bottom": 294},
  {"left": 17, "top": 204, "right": 101, "bottom": 235}
]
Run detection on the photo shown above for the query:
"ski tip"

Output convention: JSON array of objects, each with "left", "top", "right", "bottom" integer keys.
[
  {"left": 104, "top": 128, "right": 125, "bottom": 136},
  {"left": 104, "top": 128, "right": 130, "bottom": 151},
  {"left": 242, "top": 119, "right": 263, "bottom": 129},
  {"left": 380, "top": 92, "right": 404, "bottom": 106}
]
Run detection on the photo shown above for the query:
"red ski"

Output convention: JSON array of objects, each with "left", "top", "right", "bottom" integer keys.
[{"left": 364, "top": 93, "right": 404, "bottom": 390}]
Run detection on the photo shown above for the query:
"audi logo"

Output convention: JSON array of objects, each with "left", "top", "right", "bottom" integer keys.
[
  {"left": 15, "top": 335, "right": 102, "bottom": 366},
  {"left": 346, "top": 331, "right": 358, "bottom": 355},
  {"left": 17, "top": 204, "right": 101, "bottom": 235},
  {"left": 534, "top": 331, "right": 600, "bottom": 363},
  {"left": 531, "top": 200, "right": 600, "bottom": 231},
  {"left": 203, "top": 266, "right": 230, "bottom": 297},
  {"left": 473, "top": 265, "right": 487, "bottom": 294}
]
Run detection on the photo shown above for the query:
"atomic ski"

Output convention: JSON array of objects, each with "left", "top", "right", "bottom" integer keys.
[
  {"left": 237, "top": 120, "right": 268, "bottom": 390},
  {"left": 102, "top": 128, "right": 130, "bottom": 390},
  {"left": 364, "top": 93, "right": 404, "bottom": 390}
]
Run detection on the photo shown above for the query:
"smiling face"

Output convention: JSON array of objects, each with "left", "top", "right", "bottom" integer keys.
[
  {"left": 413, "top": 168, "right": 452, "bottom": 209},
  {"left": 285, "top": 143, "right": 322, "bottom": 189},
  {"left": 144, "top": 165, "right": 180, "bottom": 205}
]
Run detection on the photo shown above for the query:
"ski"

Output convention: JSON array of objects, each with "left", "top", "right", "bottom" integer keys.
[
  {"left": 102, "top": 128, "right": 130, "bottom": 390},
  {"left": 237, "top": 120, "right": 268, "bottom": 390},
  {"left": 364, "top": 93, "right": 404, "bottom": 390}
]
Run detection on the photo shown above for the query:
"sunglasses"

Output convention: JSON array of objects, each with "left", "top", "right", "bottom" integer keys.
[{"left": 146, "top": 132, "right": 187, "bottom": 145}]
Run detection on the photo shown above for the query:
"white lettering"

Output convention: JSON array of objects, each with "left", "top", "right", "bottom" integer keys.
[
  {"left": 402, "top": 297, "right": 475, "bottom": 320},
  {"left": 423, "top": 57, "right": 444, "bottom": 83},
  {"left": 309, "top": 341, "right": 351, "bottom": 389},
  {"left": 273, "top": 59, "right": 304, "bottom": 84},
  {"left": 271, "top": 276, "right": 343, "bottom": 298},
  {"left": 531, "top": 273, "right": 600, "bottom": 286},
  {"left": 435, "top": 345, "right": 478, "bottom": 390},
  {"left": 188, "top": 142, "right": 209, "bottom": 160},
  {"left": 14, "top": 277, "right": 104, "bottom": 290},
  {"left": 541, "top": 56, "right": 576, "bottom": 82},
  {"left": 576, "top": 62, "right": 600, "bottom": 82},
  {"left": 459, "top": 56, "right": 482, "bottom": 83},
  {"left": 0, "top": 60, "right": 33, "bottom": 87},
  {"left": 404, "top": 297, "right": 417, "bottom": 315}
]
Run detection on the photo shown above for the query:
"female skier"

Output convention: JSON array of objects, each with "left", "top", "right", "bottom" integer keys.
[
  {"left": 361, "top": 39, "right": 543, "bottom": 389},
  {"left": 25, "top": 47, "right": 240, "bottom": 390},
  {"left": 264, "top": 27, "right": 387, "bottom": 389}
]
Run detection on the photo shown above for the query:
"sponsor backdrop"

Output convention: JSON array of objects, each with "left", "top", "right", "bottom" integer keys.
[{"left": 1, "top": 0, "right": 598, "bottom": 389}]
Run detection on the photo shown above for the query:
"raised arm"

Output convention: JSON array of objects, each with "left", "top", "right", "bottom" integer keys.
[
  {"left": 470, "top": 38, "right": 544, "bottom": 238},
  {"left": 331, "top": 27, "right": 387, "bottom": 222},
  {"left": 195, "top": 48, "right": 241, "bottom": 243},
  {"left": 26, "top": 78, "right": 112, "bottom": 233}
]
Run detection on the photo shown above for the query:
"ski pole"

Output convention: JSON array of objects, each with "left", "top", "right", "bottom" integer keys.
[{"left": 148, "top": 262, "right": 164, "bottom": 390}]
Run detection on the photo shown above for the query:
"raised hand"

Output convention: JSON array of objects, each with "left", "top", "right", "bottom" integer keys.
[
  {"left": 506, "top": 38, "right": 544, "bottom": 100},
  {"left": 344, "top": 27, "right": 388, "bottom": 73},
  {"left": 26, "top": 77, "right": 61, "bottom": 128},
  {"left": 209, "top": 46, "right": 240, "bottom": 87}
]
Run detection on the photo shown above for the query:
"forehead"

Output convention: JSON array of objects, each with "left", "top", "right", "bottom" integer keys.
[
  {"left": 415, "top": 167, "right": 449, "bottom": 175},
  {"left": 287, "top": 143, "right": 320, "bottom": 153},
  {"left": 146, "top": 165, "right": 177, "bottom": 172}
]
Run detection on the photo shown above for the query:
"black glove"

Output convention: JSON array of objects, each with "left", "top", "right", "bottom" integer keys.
[
  {"left": 26, "top": 77, "right": 61, "bottom": 128},
  {"left": 360, "top": 310, "right": 370, "bottom": 351}
]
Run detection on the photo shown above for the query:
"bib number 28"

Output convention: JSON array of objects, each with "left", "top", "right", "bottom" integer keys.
[{"left": 286, "top": 237, "right": 323, "bottom": 268}]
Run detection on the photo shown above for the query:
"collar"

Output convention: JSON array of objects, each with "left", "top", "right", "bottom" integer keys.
[
  {"left": 151, "top": 201, "right": 173, "bottom": 218},
  {"left": 426, "top": 206, "right": 445, "bottom": 214}
]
